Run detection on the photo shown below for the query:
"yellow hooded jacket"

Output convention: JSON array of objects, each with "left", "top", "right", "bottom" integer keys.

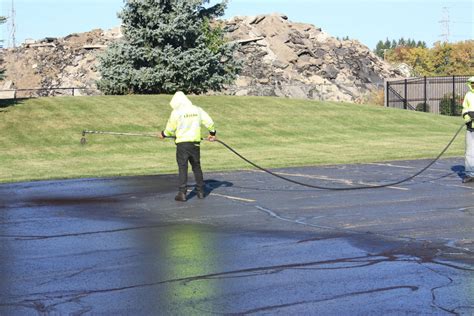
[
  {"left": 163, "top": 92, "right": 216, "bottom": 143},
  {"left": 462, "top": 77, "right": 474, "bottom": 125}
]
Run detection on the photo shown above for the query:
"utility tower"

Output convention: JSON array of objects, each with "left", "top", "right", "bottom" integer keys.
[
  {"left": 10, "top": 0, "right": 16, "bottom": 48},
  {"left": 5, "top": 0, "right": 16, "bottom": 48},
  {"left": 439, "top": 6, "right": 450, "bottom": 43}
]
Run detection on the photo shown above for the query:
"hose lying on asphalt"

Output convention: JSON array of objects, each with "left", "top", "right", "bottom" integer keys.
[{"left": 81, "top": 123, "right": 465, "bottom": 191}]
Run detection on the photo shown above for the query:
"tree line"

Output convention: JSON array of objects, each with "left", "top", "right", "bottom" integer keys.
[
  {"left": 374, "top": 37, "right": 473, "bottom": 76},
  {"left": 374, "top": 38, "right": 427, "bottom": 57}
]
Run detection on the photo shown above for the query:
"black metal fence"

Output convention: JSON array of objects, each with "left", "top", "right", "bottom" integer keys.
[{"left": 386, "top": 76, "right": 470, "bottom": 115}]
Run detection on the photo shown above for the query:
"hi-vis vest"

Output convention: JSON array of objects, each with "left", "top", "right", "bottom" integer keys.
[
  {"left": 462, "top": 82, "right": 474, "bottom": 131},
  {"left": 163, "top": 92, "right": 215, "bottom": 143}
]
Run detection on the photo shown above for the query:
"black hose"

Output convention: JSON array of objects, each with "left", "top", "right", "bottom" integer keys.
[
  {"left": 81, "top": 124, "right": 465, "bottom": 190},
  {"left": 214, "top": 123, "right": 465, "bottom": 191}
]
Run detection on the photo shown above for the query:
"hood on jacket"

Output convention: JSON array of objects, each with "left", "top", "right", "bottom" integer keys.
[
  {"left": 170, "top": 91, "right": 193, "bottom": 110},
  {"left": 468, "top": 76, "right": 474, "bottom": 93}
]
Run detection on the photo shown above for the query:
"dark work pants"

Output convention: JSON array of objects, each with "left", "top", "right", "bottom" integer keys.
[
  {"left": 176, "top": 142, "right": 204, "bottom": 193},
  {"left": 466, "top": 131, "right": 474, "bottom": 177}
]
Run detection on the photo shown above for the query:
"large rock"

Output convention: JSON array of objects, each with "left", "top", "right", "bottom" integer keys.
[{"left": 1, "top": 14, "right": 404, "bottom": 101}]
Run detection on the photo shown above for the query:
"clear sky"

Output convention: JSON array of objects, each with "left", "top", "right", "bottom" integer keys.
[{"left": 1, "top": 0, "right": 473, "bottom": 49}]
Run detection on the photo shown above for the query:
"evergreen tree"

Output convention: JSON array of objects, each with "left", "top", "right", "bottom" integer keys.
[
  {"left": 391, "top": 40, "right": 397, "bottom": 49},
  {"left": 97, "top": 0, "right": 240, "bottom": 95},
  {"left": 374, "top": 40, "right": 385, "bottom": 58},
  {"left": 417, "top": 40, "right": 427, "bottom": 49}
]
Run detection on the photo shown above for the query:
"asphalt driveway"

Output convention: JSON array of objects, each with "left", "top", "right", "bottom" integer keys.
[{"left": 1, "top": 157, "right": 473, "bottom": 315}]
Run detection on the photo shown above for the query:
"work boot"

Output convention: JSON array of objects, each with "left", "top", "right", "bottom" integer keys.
[
  {"left": 462, "top": 176, "right": 474, "bottom": 183},
  {"left": 175, "top": 192, "right": 187, "bottom": 202},
  {"left": 197, "top": 190, "right": 205, "bottom": 199}
]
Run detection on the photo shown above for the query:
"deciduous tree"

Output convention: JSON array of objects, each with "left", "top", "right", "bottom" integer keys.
[{"left": 381, "top": 39, "right": 473, "bottom": 76}]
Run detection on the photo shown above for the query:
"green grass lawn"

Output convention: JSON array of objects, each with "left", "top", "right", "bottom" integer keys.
[{"left": 0, "top": 94, "right": 465, "bottom": 183}]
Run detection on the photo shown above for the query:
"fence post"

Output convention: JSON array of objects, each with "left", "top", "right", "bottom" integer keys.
[
  {"left": 423, "top": 76, "right": 427, "bottom": 112},
  {"left": 451, "top": 75, "right": 456, "bottom": 115},
  {"left": 385, "top": 80, "right": 389, "bottom": 107},
  {"left": 403, "top": 79, "right": 407, "bottom": 109},
  {"left": 72, "top": 88, "right": 75, "bottom": 96}
]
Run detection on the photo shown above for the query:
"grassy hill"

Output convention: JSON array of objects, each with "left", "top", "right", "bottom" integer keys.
[{"left": 0, "top": 95, "right": 465, "bottom": 183}]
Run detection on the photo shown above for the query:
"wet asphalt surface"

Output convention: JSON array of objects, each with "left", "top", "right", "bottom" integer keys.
[{"left": 0, "top": 157, "right": 473, "bottom": 315}]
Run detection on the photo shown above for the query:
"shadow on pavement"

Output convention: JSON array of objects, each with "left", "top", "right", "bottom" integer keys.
[
  {"left": 187, "top": 179, "right": 233, "bottom": 200},
  {"left": 451, "top": 165, "right": 465, "bottom": 180}
]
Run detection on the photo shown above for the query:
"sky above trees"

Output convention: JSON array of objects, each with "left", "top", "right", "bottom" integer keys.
[{"left": 1, "top": 0, "right": 472, "bottom": 49}]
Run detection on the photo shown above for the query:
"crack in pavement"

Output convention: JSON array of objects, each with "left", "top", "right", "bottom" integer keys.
[
  {"left": 254, "top": 204, "right": 418, "bottom": 241},
  {"left": 226, "top": 285, "right": 419, "bottom": 315},
  {"left": 420, "top": 263, "right": 459, "bottom": 315},
  {"left": 205, "top": 192, "right": 474, "bottom": 266},
  {"left": 255, "top": 205, "right": 335, "bottom": 230},
  {"left": 0, "top": 224, "right": 168, "bottom": 240},
  {"left": 253, "top": 204, "right": 474, "bottom": 261},
  {"left": 38, "top": 265, "right": 99, "bottom": 286},
  {"left": 2, "top": 247, "right": 471, "bottom": 314},
  {"left": 0, "top": 253, "right": 423, "bottom": 313}
]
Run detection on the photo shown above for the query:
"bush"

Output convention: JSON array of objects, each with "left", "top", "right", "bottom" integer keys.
[
  {"left": 416, "top": 103, "right": 430, "bottom": 112},
  {"left": 439, "top": 93, "right": 463, "bottom": 116}
]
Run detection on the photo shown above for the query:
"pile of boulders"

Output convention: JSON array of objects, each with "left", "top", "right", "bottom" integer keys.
[
  {"left": 1, "top": 14, "right": 404, "bottom": 101},
  {"left": 221, "top": 13, "right": 403, "bottom": 101},
  {"left": 2, "top": 27, "right": 121, "bottom": 97}
]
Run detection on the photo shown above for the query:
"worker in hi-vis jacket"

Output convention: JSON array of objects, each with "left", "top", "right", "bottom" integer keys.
[
  {"left": 462, "top": 76, "right": 474, "bottom": 183},
  {"left": 160, "top": 91, "right": 216, "bottom": 201}
]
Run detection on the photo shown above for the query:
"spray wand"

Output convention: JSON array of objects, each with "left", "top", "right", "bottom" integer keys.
[{"left": 80, "top": 130, "right": 159, "bottom": 144}]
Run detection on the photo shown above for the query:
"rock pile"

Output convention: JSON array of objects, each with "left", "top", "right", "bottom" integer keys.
[
  {"left": 222, "top": 13, "right": 403, "bottom": 101},
  {"left": 2, "top": 27, "right": 121, "bottom": 97},
  {"left": 1, "top": 14, "right": 404, "bottom": 101}
]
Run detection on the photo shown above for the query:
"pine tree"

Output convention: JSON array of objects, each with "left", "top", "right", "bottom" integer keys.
[
  {"left": 391, "top": 40, "right": 397, "bottom": 49},
  {"left": 97, "top": 0, "right": 240, "bottom": 95},
  {"left": 398, "top": 37, "right": 406, "bottom": 47},
  {"left": 417, "top": 40, "right": 427, "bottom": 49},
  {"left": 374, "top": 40, "right": 385, "bottom": 58}
]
